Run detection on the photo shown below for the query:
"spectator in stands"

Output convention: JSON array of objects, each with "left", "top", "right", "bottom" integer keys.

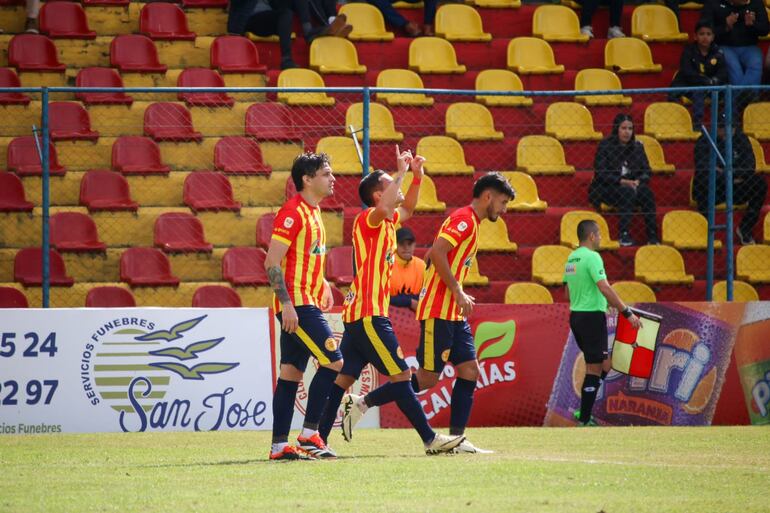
[
  {"left": 390, "top": 227, "right": 426, "bottom": 311},
  {"left": 228, "top": 0, "right": 297, "bottom": 69},
  {"left": 575, "top": 0, "right": 626, "bottom": 39},
  {"left": 25, "top": 0, "right": 39, "bottom": 33},
  {"left": 589, "top": 114, "right": 659, "bottom": 247},
  {"left": 292, "top": 0, "right": 352, "bottom": 42},
  {"left": 366, "top": 0, "right": 436, "bottom": 37}
]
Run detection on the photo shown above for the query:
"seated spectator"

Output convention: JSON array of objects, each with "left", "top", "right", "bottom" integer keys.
[
  {"left": 575, "top": 0, "right": 626, "bottom": 39},
  {"left": 693, "top": 122, "right": 768, "bottom": 244},
  {"left": 292, "top": 0, "right": 352, "bottom": 42},
  {"left": 589, "top": 114, "right": 659, "bottom": 246},
  {"left": 366, "top": 0, "right": 436, "bottom": 37},
  {"left": 228, "top": 0, "right": 297, "bottom": 69},
  {"left": 390, "top": 227, "right": 426, "bottom": 311}
]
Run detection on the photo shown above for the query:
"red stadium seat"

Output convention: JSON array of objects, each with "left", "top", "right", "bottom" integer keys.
[
  {"left": 39, "top": 2, "right": 96, "bottom": 39},
  {"left": 120, "top": 247, "right": 180, "bottom": 286},
  {"left": 0, "top": 287, "right": 29, "bottom": 308},
  {"left": 49, "top": 102, "right": 100, "bottom": 141},
  {"left": 285, "top": 175, "right": 343, "bottom": 211},
  {"left": 75, "top": 67, "right": 133, "bottom": 105},
  {"left": 154, "top": 212, "right": 213, "bottom": 253},
  {"left": 80, "top": 171, "right": 139, "bottom": 211},
  {"left": 214, "top": 136, "right": 272, "bottom": 175},
  {"left": 192, "top": 285, "right": 242, "bottom": 307},
  {"left": 177, "top": 68, "right": 234, "bottom": 107},
  {"left": 83, "top": 0, "right": 129, "bottom": 5},
  {"left": 49, "top": 212, "right": 107, "bottom": 252},
  {"left": 112, "top": 136, "right": 171, "bottom": 175},
  {"left": 110, "top": 35, "right": 168, "bottom": 73},
  {"left": 326, "top": 246, "right": 354, "bottom": 285},
  {"left": 182, "top": 0, "right": 228, "bottom": 8},
  {"left": 245, "top": 103, "right": 302, "bottom": 141},
  {"left": 0, "top": 173, "right": 34, "bottom": 212},
  {"left": 222, "top": 247, "right": 269, "bottom": 285},
  {"left": 330, "top": 285, "right": 345, "bottom": 305},
  {"left": 85, "top": 286, "right": 136, "bottom": 307},
  {"left": 7, "top": 136, "right": 66, "bottom": 176},
  {"left": 0, "top": 68, "right": 31, "bottom": 105},
  {"left": 183, "top": 172, "right": 242, "bottom": 212},
  {"left": 210, "top": 36, "right": 267, "bottom": 73},
  {"left": 14, "top": 248, "right": 75, "bottom": 286},
  {"left": 144, "top": 103, "right": 202, "bottom": 142},
  {"left": 139, "top": 3, "right": 196, "bottom": 41},
  {"left": 8, "top": 34, "right": 66, "bottom": 72},
  {"left": 255, "top": 212, "right": 275, "bottom": 249}
]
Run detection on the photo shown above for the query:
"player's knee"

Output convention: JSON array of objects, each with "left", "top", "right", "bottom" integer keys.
[
  {"left": 324, "top": 359, "right": 344, "bottom": 372},
  {"left": 279, "top": 364, "right": 304, "bottom": 382},
  {"left": 417, "top": 368, "right": 439, "bottom": 389},
  {"left": 335, "top": 373, "right": 355, "bottom": 389},
  {"left": 457, "top": 361, "right": 480, "bottom": 381}
]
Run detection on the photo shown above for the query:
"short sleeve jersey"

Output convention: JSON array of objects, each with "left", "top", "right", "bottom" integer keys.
[
  {"left": 563, "top": 246, "right": 608, "bottom": 312},
  {"left": 415, "top": 206, "right": 480, "bottom": 321},
  {"left": 270, "top": 194, "right": 326, "bottom": 312}
]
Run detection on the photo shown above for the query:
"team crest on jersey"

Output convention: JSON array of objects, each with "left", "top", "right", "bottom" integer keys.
[
  {"left": 457, "top": 221, "right": 468, "bottom": 232},
  {"left": 310, "top": 239, "right": 326, "bottom": 255},
  {"left": 283, "top": 217, "right": 294, "bottom": 229},
  {"left": 441, "top": 349, "right": 451, "bottom": 362},
  {"left": 325, "top": 337, "right": 338, "bottom": 351}
]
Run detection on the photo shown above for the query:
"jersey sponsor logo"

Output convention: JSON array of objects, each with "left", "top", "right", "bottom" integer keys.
[
  {"left": 283, "top": 217, "right": 294, "bottom": 229},
  {"left": 457, "top": 221, "right": 468, "bottom": 232},
  {"left": 310, "top": 239, "right": 326, "bottom": 255},
  {"left": 565, "top": 263, "right": 576, "bottom": 275}
]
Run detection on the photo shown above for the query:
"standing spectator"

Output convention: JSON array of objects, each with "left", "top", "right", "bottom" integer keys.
[
  {"left": 228, "top": 0, "right": 297, "bottom": 70},
  {"left": 575, "top": 0, "right": 626, "bottom": 39},
  {"left": 390, "top": 227, "right": 426, "bottom": 311},
  {"left": 589, "top": 114, "right": 659, "bottom": 247},
  {"left": 366, "top": 0, "right": 437, "bottom": 37}
]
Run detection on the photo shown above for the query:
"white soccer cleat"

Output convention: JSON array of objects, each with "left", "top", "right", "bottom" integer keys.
[
  {"left": 452, "top": 438, "right": 494, "bottom": 454},
  {"left": 425, "top": 433, "right": 465, "bottom": 455},
  {"left": 341, "top": 393, "right": 364, "bottom": 442}
]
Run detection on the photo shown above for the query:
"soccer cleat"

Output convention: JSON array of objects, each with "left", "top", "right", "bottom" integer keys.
[
  {"left": 573, "top": 410, "right": 598, "bottom": 427},
  {"left": 425, "top": 433, "right": 465, "bottom": 455},
  {"left": 341, "top": 393, "right": 364, "bottom": 442},
  {"left": 269, "top": 445, "right": 313, "bottom": 461},
  {"left": 297, "top": 433, "right": 337, "bottom": 459},
  {"left": 452, "top": 439, "right": 494, "bottom": 454}
]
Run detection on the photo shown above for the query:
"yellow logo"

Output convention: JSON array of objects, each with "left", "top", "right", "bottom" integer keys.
[
  {"left": 325, "top": 337, "right": 337, "bottom": 351},
  {"left": 397, "top": 347, "right": 404, "bottom": 359},
  {"left": 441, "top": 349, "right": 451, "bottom": 362}
]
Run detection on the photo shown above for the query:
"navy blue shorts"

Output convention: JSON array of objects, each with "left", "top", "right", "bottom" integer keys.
[
  {"left": 276, "top": 305, "right": 342, "bottom": 371},
  {"left": 340, "top": 316, "right": 410, "bottom": 378},
  {"left": 417, "top": 318, "right": 476, "bottom": 373}
]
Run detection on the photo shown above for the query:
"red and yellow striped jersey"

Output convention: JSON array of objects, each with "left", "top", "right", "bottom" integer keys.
[
  {"left": 343, "top": 208, "right": 401, "bottom": 322},
  {"left": 416, "top": 206, "right": 480, "bottom": 321},
  {"left": 271, "top": 194, "right": 326, "bottom": 312}
]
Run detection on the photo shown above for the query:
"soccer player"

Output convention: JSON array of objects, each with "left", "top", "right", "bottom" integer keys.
[
  {"left": 265, "top": 152, "right": 342, "bottom": 461},
  {"left": 564, "top": 219, "right": 642, "bottom": 426},
  {"left": 317, "top": 147, "right": 465, "bottom": 455}
]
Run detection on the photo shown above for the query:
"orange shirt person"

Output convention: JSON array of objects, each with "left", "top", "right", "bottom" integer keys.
[{"left": 389, "top": 227, "right": 426, "bottom": 311}]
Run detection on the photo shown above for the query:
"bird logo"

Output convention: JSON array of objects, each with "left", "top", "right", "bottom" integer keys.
[
  {"left": 148, "top": 338, "right": 225, "bottom": 361},
  {"left": 148, "top": 362, "right": 240, "bottom": 381},
  {"left": 134, "top": 315, "right": 207, "bottom": 342}
]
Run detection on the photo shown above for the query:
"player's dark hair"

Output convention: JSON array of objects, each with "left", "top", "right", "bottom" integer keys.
[
  {"left": 359, "top": 170, "right": 387, "bottom": 207},
  {"left": 472, "top": 172, "right": 516, "bottom": 200},
  {"left": 611, "top": 113, "right": 635, "bottom": 142},
  {"left": 577, "top": 219, "right": 600, "bottom": 242},
  {"left": 291, "top": 152, "right": 330, "bottom": 191}
]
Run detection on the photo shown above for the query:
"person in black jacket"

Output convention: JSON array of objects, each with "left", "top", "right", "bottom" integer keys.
[
  {"left": 589, "top": 114, "right": 659, "bottom": 247},
  {"left": 228, "top": 0, "right": 296, "bottom": 70}
]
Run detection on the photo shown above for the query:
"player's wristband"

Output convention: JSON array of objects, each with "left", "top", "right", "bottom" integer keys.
[
  {"left": 621, "top": 307, "right": 633, "bottom": 319},
  {"left": 411, "top": 178, "right": 422, "bottom": 186}
]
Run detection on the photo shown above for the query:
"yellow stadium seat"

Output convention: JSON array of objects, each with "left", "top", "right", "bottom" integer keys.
[
  {"left": 748, "top": 136, "right": 770, "bottom": 173},
  {"left": 471, "top": 0, "right": 521, "bottom": 7},
  {"left": 507, "top": 37, "right": 565, "bottom": 75},
  {"left": 743, "top": 103, "right": 770, "bottom": 141},
  {"left": 644, "top": 102, "right": 700, "bottom": 141},
  {"left": 409, "top": 37, "right": 467, "bottom": 74},
  {"left": 612, "top": 281, "right": 657, "bottom": 303},
  {"left": 416, "top": 136, "right": 475, "bottom": 175},
  {"left": 631, "top": 5, "right": 688, "bottom": 42},
  {"left": 712, "top": 280, "right": 759, "bottom": 302},
  {"left": 635, "top": 135, "right": 675, "bottom": 174},
  {"left": 765, "top": 211, "right": 770, "bottom": 243},
  {"left": 605, "top": 37, "right": 663, "bottom": 73},
  {"left": 376, "top": 69, "right": 434, "bottom": 106},
  {"left": 575, "top": 69, "right": 632, "bottom": 106},
  {"left": 475, "top": 69, "right": 533, "bottom": 107},
  {"left": 345, "top": 102, "right": 404, "bottom": 142},
  {"left": 635, "top": 245, "right": 695, "bottom": 285},
  {"left": 532, "top": 245, "right": 572, "bottom": 286},
  {"left": 339, "top": 3, "right": 395, "bottom": 41},
  {"left": 737, "top": 245, "right": 770, "bottom": 283},
  {"left": 463, "top": 258, "right": 489, "bottom": 286},
  {"left": 309, "top": 37, "right": 367, "bottom": 74},
  {"left": 276, "top": 68, "right": 335, "bottom": 106},
  {"left": 504, "top": 282, "right": 553, "bottom": 304},
  {"left": 516, "top": 135, "right": 575, "bottom": 175},
  {"left": 532, "top": 5, "right": 590, "bottom": 42},
  {"left": 501, "top": 172, "right": 548, "bottom": 211},
  {"left": 400, "top": 173, "right": 446, "bottom": 212},
  {"left": 393, "top": 1, "right": 422, "bottom": 7},
  {"left": 662, "top": 210, "right": 722, "bottom": 250},
  {"left": 545, "top": 102, "right": 602, "bottom": 141},
  {"left": 478, "top": 218, "right": 518, "bottom": 252},
  {"left": 560, "top": 210, "right": 620, "bottom": 250},
  {"left": 435, "top": 4, "right": 492, "bottom": 41},
  {"left": 315, "top": 136, "right": 370, "bottom": 175},
  {"left": 445, "top": 103, "right": 504, "bottom": 141}
]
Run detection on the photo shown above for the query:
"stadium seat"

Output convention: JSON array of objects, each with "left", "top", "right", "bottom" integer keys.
[
  {"left": 545, "top": 102, "right": 602, "bottom": 141},
  {"left": 310, "top": 37, "right": 367, "bottom": 74},
  {"left": 712, "top": 280, "right": 759, "bottom": 302},
  {"left": 184, "top": 172, "right": 242, "bottom": 212},
  {"left": 635, "top": 135, "right": 676, "bottom": 174},
  {"left": 0, "top": 68, "right": 31, "bottom": 105},
  {"left": 743, "top": 103, "right": 770, "bottom": 141},
  {"left": 339, "top": 3, "right": 394, "bottom": 41},
  {"left": 315, "top": 136, "right": 368, "bottom": 175},
  {"left": 375, "top": 69, "right": 434, "bottom": 106},
  {"left": 399, "top": 173, "right": 446, "bottom": 212},
  {"left": 7, "top": 136, "right": 66, "bottom": 176},
  {"left": 416, "top": 136, "right": 475, "bottom": 175},
  {"left": 531, "top": 245, "right": 571, "bottom": 286},
  {"left": 211, "top": 36, "right": 267, "bottom": 73},
  {"left": 8, "top": 34, "right": 66, "bottom": 72},
  {"left": 463, "top": 258, "right": 489, "bottom": 286},
  {"left": 182, "top": 0, "right": 228, "bottom": 7},
  {"left": 83, "top": 0, "right": 129, "bottom": 5},
  {"left": 255, "top": 212, "right": 275, "bottom": 249},
  {"left": 612, "top": 281, "right": 657, "bottom": 303},
  {"left": 470, "top": 0, "right": 520, "bottom": 6},
  {"left": 80, "top": 171, "right": 139, "bottom": 212},
  {"left": 661, "top": 210, "right": 721, "bottom": 250},
  {"left": 737, "top": 245, "right": 770, "bottom": 283},
  {"left": 277, "top": 68, "right": 335, "bottom": 106},
  {"left": 748, "top": 136, "right": 770, "bottom": 172},
  {"left": 326, "top": 246, "right": 354, "bottom": 285},
  {"left": 0, "top": 173, "right": 34, "bottom": 212},
  {"left": 604, "top": 38, "right": 662, "bottom": 73},
  {"left": 245, "top": 102, "right": 302, "bottom": 141},
  {"left": 192, "top": 285, "right": 243, "bottom": 307},
  {"left": 435, "top": 4, "right": 492, "bottom": 41},
  {"left": 504, "top": 282, "right": 553, "bottom": 304},
  {"left": 0, "top": 287, "right": 29, "bottom": 308},
  {"left": 475, "top": 69, "right": 532, "bottom": 107},
  {"left": 285, "top": 175, "right": 343, "bottom": 211},
  {"left": 14, "top": 248, "right": 74, "bottom": 286},
  {"left": 222, "top": 247, "right": 269, "bottom": 285},
  {"left": 635, "top": 245, "right": 695, "bottom": 285},
  {"left": 507, "top": 37, "right": 564, "bottom": 75},
  {"left": 445, "top": 103, "right": 504, "bottom": 141},
  {"left": 49, "top": 102, "right": 99, "bottom": 141},
  {"left": 112, "top": 136, "right": 171, "bottom": 175},
  {"left": 501, "top": 172, "right": 547, "bottom": 211},
  {"left": 50, "top": 212, "right": 107, "bottom": 252},
  {"left": 154, "top": 212, "right": 213, "bottom": 253},
  {"left": 644, "top": 103, "right": 700, "bottom": 141},
  {"left": 631, "top": 5, "right": 687, "bottom": 42},
  {"left": 409, "top": 37, "right": 467, "bottom": 74},
  {"left": 345, "top": 102, "right": 404, "bottom": 142},
  {"left": 39, "top": 2, "right": 96, "bottom": 39},
  {"left": 85, "top": 286, "right": 137, "bottom": 307},
  {"left": 177, "top": 68, "right": 234, "bottom": 107},
  {"left": 532, "top": 5, "right": 589, "bottom": 42},
  {"left": 139, "top": 3, "right": 196, "bottom": 40},
  {"left": 214, "top": 136, "right": 272, "bottom": 175},
  {"left": 75, "top": 67, "right": 133, "bottom": 105},
  {"left": 478, "top": 218, "right": 517, "bottom": 252},
  {"left": 516, "top": 135, "right": 575, "bottom": 175},
  {"left": 120, "top": 247, "right": 180, "bottom": 287},
  {"left": 765, "top": 211, "right": 770, "bottom": 243},
  {"left": 561, "top": 210, "right": 620, "bottom": 250},
  {"left": 144, "top": 103, "right": 202, "bottom": 142},
  {"left": 574, "top": 69, "right": 632, "bottom": 106},
  {"left": 110, "top": 35, "right": 168, "bottom": 73}
]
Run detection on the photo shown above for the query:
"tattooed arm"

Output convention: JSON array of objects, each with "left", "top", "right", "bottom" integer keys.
[{"left": 265, "top": 239, "right": 298, "bottom": 334}]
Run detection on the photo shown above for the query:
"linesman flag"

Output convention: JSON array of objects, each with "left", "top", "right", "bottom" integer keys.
[{"left": 611, "top": 309, "right": 663, "bottom": 378}]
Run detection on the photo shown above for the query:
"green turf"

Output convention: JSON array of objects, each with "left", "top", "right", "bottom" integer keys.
[{"left": 0, "top": 427, "right": 767, "bottom": 513}]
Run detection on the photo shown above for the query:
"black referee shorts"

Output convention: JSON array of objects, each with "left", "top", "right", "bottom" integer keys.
[{"left": 569, "top": 311, "right": 608, "bottom": 364}]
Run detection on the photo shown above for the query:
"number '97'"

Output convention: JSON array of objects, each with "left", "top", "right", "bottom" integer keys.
[
  {"left": 0, "top": 333, "right": 58, "bottom": 358},
  {"left": 0, "top": 380, "right": 58, "bottom": 405}
]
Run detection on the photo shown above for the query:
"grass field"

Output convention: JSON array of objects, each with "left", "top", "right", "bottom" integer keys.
[{"left": 1, "top": 426, "right": 767, "bottom": 513}]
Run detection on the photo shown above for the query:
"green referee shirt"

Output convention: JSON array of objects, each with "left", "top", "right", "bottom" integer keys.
[{"left": 563, "top": 246, "right": 608, "bottom": 312}]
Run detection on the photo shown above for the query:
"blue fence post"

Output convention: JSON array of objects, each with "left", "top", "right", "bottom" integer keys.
[
  {"left": 362, "top": 87, "right": 370, "bottom": 178},
  {"left": 724, "top": 86, "right": 734, "bottom": 301},
  {"left": 705, "top": 88, "right": 719, "bottom": 300},
  {"left": 41, "top": 88, "right": 50, "bottom": 308}
]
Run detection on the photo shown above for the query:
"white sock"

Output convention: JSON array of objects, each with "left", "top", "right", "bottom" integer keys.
[
  {"left": 300, "top": 427, "right": 317, "bottom": 438},
  {"left": 356, "top": 397, "right": 369, "bottom": 413},
  {"left": 271, "top": 442, "right": 288, "bottom": 454}
]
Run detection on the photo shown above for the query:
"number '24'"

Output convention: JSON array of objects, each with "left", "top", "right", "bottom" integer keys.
[{"left": 0, "top": 333, "right": 58, "bottom": 358}]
